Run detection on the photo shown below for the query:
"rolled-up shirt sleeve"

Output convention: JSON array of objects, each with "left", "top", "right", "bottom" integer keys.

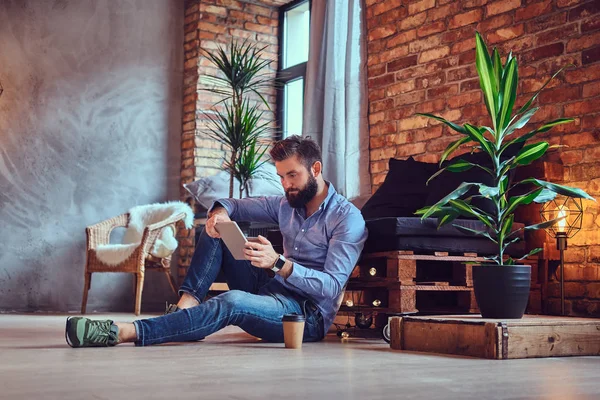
[
  {"left": 209, "top": 196, "right": 283, "bottom": 225},
  {"left": 285, "top": 210, "right": 367, "bottom": 302}
]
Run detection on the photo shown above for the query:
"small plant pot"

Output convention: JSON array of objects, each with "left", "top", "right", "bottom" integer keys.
[{"left": 473, "top": 264, "right": 531, "bottom": 319}]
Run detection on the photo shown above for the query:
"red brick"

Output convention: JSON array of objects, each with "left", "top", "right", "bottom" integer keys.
[
  {"left": 395, "top": 89, "right": 427, "bottom": 106},
  {"left": 539, "top": 86, "right": 581, "bottom": 104},
  {"left": 372, "top": 121, "right": 397, "bottom": 136},
  {"left": 428, "top": 3, "right": 461, "bottom": 21},
  {"left": 427, "top": 136, "right": 459, "bottom": 152},
  {"left": 409, "top": 36, "right": 441, "bottom": 53},
  {"left": 370, "top": 147, "right": 397, "bottom": 161},
  {"left": 370, "top": 98, "right": 395, "bottom": 113},
  {"left": 535, "top": 55, "right": 579, "bottom": 77},
  {"left": 373, "top": 0, "right": 403, "bottom": 16},
  {"left": 244, "top": 3, "right": 271, "bottom": 17},
  {"left": 487, "top": 0, "right": 521, "bottom": 17},
  {"left": 369, "top": 111, "right": 385, "bottom": 125},
  {"left": 417, "top": 21, "right": 447, "bottom": 38},
  {"left": 369, "top": 39, "right": 386, "bottom": 54},
  {"left": 230, "top": 10, "right": 255, "bottom": 21},
  {"left": 398, "top": 12, "right": 427, "bottom": 30},
  {"left": 415, "top": 72, "right": 446, "bottom": 89},
  {"left": 560, "top": 150, "right": 584, "bottom": 165},
  {"left": 463, "top": 0, "right": 489, "bottom": 7},
  {"left": 583, "top": 81, "right": 600, "bottom": 97},
  {"left": 185, "top": 12, "right": 199, "bottom": 25},
  {"left": 395, "top": 142, "right": 428, "bottom": 156},
  {"left": 557, "top": 0, "right": 582, "bottom": 7},
  {"left": 414, "top": 153, "right": 440, "bottom": 163},
  {"left": 245, "top": 22, "right": 271, "bottom": 34},
  {"left": 397, "top": 57, "right": 459, "bottom": 80},
  {"left": 569, "top": 1, "right": 600, "bottom": 21},
  {"left": 387, "top": 30, "right": 417, "bottom": 48},
  {"left": 230, "top": 28, "right": 255, "bottom": 39},
  {"left": 380, "top": 45, "right": 410, "bottom": 63},
  {"left": 409, "top": 0, "right": 436, "bottom": 14},
  {"left": 386, "top": 80, "right": 416, "bottom": 97},
  {"left": 526, "top": 12, "right": 567, "bottom": 33},
  {"left": 427, "top": 83, "right": 459, "bottom": 99},
  {"left": 563, "top": 132, "right": 597, "bottom": 148},
  {"left": 369, "top": 160, "right": 389, "bottom": 174},
  {"left": 398, "top": 116, "right": 429, "bottom": 131},
  {"left": 478, "top": 14, "right": 513, "bottom": 32},
  {"left": 565, "top": 100, "right": 600, "bottom": 116},
  {"left": 460, "top": 78, "right": 480, "bottom": 93},
  {"left": 447, "top": 65, "right": 476, "bottom": 82},
  {"left": 568, "top": 32, "right": 600, "bottom": 53},
  {"left": 409, "top": 125, "right": 444, "bottom": 142},
  {"left": 419, "top": 98, "right": 446, "bottom": 113},
  {"left": 499, "top": 36, "right": 536, "bottom": 53},
  {"left": 449, "top": 9, "right": 483, "bottom": 29},
  {"left": 387, "top": 55, "right": 419, "bottom": 72},
  {"left": 536, "top": 24, "right": 580, "bottom": 46},
  {"left": 441, "top": 25, "right": 477, "bottom": 43},
  {"left": 257, "top": 16, "right": 277, "bottom": 26},
  {"left": 369, "top": 88, "right": 386, "bottom": 102},
  {"left": 419, "top": 46, "right": 451, "bottom": 63},
  {"left": 386, "top": 105, "right": 416, "bottom": 120},
  {"left": 447, "top": 91, "right": 482, "bottom": 108},
  {"left": 380, "top": 7, "right": 409, "bottom": 25},
  {"left": 459, "top": 51, "right": 476, "bottom": 65},
  {"left": 185, "top": 3, "right": 199, "bottom": 16},
  {"left": 582, "top": 17, "right": 600, "bottom": 32},
  {"left": 462, "top": 103, "right": 488, "bottom": 118},
  {"left": 200, "top": 4, "right": 228, "bottom": 16},
  {"left": 487, "top": 24, "right": 524, "bottom": 44},
  {"left": 369, "top": 24, "right": 397, "bottom": 41},
  {"left": 515, "top": 0, "right": 552, "bottom": 21},
  {"left": 369, "top": 63, "right": 387, "bottom": 78},
  {"left": 369, "top": 73, "right": 396, "bottom": 89},
  {"left": 451, "top": 38, "right": 476, "bottom": 54},
  {"left": 565, "top": 64, "right": 600, "bottom": 83},
  {"left": 216, "top": 0, "right": 243, "bottom": 10},
  {"left": 198, "top": 22, "right": 227, "bottom": 34},
  {"left": 522, "top": 43, "right": 564, "bottom": 63},
  {"left": 584, "top": 146, "right": 600, "bottom": 163}
]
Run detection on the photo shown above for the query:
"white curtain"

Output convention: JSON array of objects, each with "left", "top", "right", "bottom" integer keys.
[{"left": 303, "top": 0, "right": 371, "bottom": 202}]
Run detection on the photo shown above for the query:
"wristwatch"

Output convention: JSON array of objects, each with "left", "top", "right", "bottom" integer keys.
[{"left": 271, "top": 254, "right": 286, "bottom": 273}]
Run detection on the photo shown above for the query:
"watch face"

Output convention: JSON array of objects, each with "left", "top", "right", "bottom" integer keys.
[{"left": 275, "top": 255, "right": 286, "bottom": 269}]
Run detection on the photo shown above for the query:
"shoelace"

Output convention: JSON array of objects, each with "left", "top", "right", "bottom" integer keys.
[{"left": 87, "top": 321, "right": 118, "bottom": 345}]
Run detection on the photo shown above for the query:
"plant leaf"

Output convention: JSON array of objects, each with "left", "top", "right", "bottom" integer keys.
[
  {"left": 513, "top": 142, "right": 549, "bottom": 166},
  {"left": 516, "top": 64, "right": 573, "bottom": 115},
  {"left": 440, "top": 136, "right": 471, "bottom": 165},
  {"left": 464, "top": 124, "right": 494, "bottom": 156},
  {"left": 520, "top": 179, "right": 596, "bottom": 201},
  {"left": 448, "top": 199, "right": 494, "bottom": 229},
  {"left": 517, "top": 248, "right": 543, "bottom": 261},
  {"left": 416, "top": 113, "right": 466, "bottom": 134},
  {"left": 453, "top": 224, "right": 497, "bottom": 242},
  {"left": 498, "top": 56, "right": 518, "bottom": 133},
  {"left": 475, "top": 32, "right": 498, "bottom": 130},
  {"left": 419, "top": 182, "right": 475, "bottom": 219},
  {"left": 533, "top": 189, "right": 557, "bottom": 203}
]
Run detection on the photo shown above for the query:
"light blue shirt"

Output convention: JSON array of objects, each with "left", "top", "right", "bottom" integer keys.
[{"left": 213, "top": 182, "right": 368, "bottom": 332}]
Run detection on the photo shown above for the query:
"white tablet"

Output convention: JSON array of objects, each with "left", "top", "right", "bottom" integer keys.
[{"left": 215, "top": 221, "right": 259, "bottom": 260}]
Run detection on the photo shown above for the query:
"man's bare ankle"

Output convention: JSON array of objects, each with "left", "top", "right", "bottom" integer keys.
[{"left": 177, "top": 293, "right": 200, "bottom": 309}]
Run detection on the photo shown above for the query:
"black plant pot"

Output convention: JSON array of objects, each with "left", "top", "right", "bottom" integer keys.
[{"left": 473, "top": 264, "right": 531, "bottom": 319}]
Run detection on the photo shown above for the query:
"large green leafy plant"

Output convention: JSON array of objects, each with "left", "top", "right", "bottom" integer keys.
[
  {"left": 202, "top": 40, "right": 274, "bottom": 198},
  {"left": 416, "top": 32, "right": 594, "bottom": 265}
]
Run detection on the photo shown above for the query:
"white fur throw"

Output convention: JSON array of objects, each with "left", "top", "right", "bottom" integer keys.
[{"left": 95, "top": 201, "right": 194, "bottom": 266}]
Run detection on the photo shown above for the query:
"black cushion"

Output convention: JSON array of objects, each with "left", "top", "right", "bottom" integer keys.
[
  {"left": 361, "top": 157, "right": 437, "bottom": 219},
  {"left": 364, "top": 217, "right": 526, "bottom": 256}
]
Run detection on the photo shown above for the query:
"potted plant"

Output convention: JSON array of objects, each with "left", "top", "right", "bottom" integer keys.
[
  {"left": 202, "top": 39, "right": 275, "bottom": 198},
  {"left": 415, "top": 32, "right": 595, "bottom": 319}
]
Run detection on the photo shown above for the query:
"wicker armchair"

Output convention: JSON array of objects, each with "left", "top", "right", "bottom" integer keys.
[{"left": 82, "top": 212, "right": 186, "bottom": 315}]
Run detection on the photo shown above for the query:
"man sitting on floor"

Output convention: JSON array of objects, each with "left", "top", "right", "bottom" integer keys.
[{"left": 65, "top": 135, "right": 368, "bottom": 347}]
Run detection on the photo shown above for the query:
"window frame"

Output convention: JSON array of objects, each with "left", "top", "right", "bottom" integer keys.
[{"left": 276, "top": 0, "right": 311, "bottom": 139}]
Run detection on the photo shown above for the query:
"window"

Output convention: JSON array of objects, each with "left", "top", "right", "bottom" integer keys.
[{"left": 278, "top": 0, "right": 310, "bottom": 138}]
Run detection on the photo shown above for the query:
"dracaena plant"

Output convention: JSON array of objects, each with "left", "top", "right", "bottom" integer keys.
[
  {"left": 415, "top": 32, "right": 595, "bottom": 266},
  {"left": 202, "top": 39, "right": 276, "bottom": 198}
]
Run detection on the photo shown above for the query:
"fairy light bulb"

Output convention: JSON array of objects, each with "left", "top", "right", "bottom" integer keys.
[
  {"left": 369, "top": 267, "right": 377, "bottom": 276},
  {"left": 345, "top": 299, "right": 354, "bottom": 307},
  {"left": 372, "top": 299, "right": 381, "bottom": 307},
  {"left": 341, "top": 331, "right": 350, "bottom": 339},
  {"left": 557, "top": 206, "right": 568, "bottom": 233}
]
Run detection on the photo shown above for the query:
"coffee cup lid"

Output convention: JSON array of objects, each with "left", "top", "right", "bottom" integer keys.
[{"left": 282, "top": 314, "right": 305, "bottom": 322}]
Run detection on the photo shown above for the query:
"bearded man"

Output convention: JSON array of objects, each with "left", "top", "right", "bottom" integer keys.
[{"left": 66, "top": 135, "right": 367, "bottom": 348}]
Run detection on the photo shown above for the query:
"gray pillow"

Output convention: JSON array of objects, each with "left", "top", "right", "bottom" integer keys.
[{"left": 184, "top": 163, "right": 284, "bottom": 209}]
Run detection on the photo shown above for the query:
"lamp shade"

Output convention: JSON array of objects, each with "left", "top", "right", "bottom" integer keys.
[{"left": 540, "top": 195, "right": 583, "bottom": 239}]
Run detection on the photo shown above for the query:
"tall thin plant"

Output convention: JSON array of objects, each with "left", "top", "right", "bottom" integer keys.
[
  {"left": 415, "top": 32, "right": 595, "bottom": 265},
  {"left": 201, "top": 39, "right": 275, "bottom": 198}
]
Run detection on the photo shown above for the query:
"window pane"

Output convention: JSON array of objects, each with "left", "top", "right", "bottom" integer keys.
[
  {"left": 284, "top": 78, "right": 304, "bottom": 138},
  {"left": 283, "top": 1, "right": 310, "bottom": 69}
]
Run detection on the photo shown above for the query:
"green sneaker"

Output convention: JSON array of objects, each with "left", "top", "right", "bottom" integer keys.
[{"left": 65, "top": 317, "right": 119, "bottom": 348}]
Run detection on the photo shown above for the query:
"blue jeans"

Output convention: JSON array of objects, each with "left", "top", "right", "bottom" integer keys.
[{"left": 133, "top": 228, "right": 324, "bottom": 346}]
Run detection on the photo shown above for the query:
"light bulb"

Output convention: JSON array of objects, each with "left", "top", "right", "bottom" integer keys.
[
  {"left": 557, "top": 206, "right": 568, "bottom": 233},
  {"left": 369, "top": 267, "right": 377, "bottom": 276},
  {"left": 372, "top": 299, "right": 381, "bottom": 307},
  {"left": 345, "top": 299, "right": 354, "bottom": 307},
  {"left": 341, "top": 331, "right": 350, "bottom": 339}
]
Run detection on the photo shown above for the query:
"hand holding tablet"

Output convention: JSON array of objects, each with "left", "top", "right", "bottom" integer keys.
[{"left": 215, "top": 221, "right": 260, "bottom": 260}]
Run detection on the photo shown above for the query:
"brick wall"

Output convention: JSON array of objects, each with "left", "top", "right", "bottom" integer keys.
[
  {"left": 365, "top": 0, "right": 600, "bottom": 316},
  {"left": 178, "top": 0, "right": 280, "bottom": 279}
]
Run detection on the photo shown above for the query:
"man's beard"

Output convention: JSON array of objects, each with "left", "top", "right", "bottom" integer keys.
[{"left": 286, "top": 174, "right": 318, "bottom": 209}]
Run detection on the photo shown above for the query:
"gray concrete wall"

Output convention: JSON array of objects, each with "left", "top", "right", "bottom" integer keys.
[{"left": 0, "top": 0, "right": 184, "bottom": 312}]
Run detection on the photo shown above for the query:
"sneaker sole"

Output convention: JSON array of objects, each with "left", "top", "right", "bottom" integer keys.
[{"left": 65, "top": 317, "right": 75, "bottom": 348}]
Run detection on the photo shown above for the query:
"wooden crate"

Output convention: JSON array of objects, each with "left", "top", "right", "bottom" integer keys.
[{"left": 389, "top": 315, "right": 600, "bottom": 359}]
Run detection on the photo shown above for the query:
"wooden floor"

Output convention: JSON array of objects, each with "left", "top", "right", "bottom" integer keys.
[{"left": 1, "top": 314, "right": 600, "bottom": 400}]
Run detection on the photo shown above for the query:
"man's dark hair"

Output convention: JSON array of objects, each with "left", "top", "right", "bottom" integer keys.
[{"left": 270, "top": 135, "right": 322, "bottom": 171}]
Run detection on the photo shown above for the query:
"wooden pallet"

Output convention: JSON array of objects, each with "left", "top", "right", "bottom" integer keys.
[{"left": 389, "top": 314, "right": 600, "bottom": 359}]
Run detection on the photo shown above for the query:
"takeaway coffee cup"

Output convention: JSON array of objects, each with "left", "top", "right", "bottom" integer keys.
[{"left": 282, "top": 314, "right": 305, "bottom": 349}]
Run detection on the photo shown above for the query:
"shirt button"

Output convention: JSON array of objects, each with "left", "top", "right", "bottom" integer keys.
[
  {"left": 294, "top": 247, "right": 298, "bottom": 250},
  {"left": 302, "top": 229, "right": 305, "bottom": 232}
]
